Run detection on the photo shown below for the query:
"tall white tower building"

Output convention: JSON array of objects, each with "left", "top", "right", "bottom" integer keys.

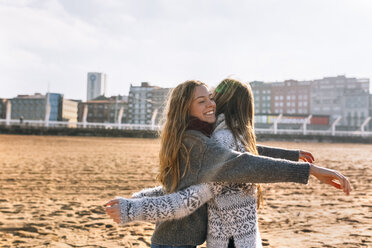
[{"left": 87, "top": 72, "right": 107, "bottom": 101}]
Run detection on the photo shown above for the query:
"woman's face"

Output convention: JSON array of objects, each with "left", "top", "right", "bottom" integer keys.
[{"left": 189, "top": 85, "right": 216, "bottom": 123}]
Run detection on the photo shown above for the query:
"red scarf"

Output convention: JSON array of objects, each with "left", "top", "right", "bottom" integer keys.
[{"left": 187, "top": 116, "right": 214, "bottom": 137}]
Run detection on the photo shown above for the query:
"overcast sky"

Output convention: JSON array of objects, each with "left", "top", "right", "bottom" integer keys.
[{"left": 1, "top": 0, "right": 371, "bottom": 100}]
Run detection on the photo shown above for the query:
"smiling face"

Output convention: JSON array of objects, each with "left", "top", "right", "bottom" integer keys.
[{"left": 189, "top": 85, "right": 216, "bottom": 124}]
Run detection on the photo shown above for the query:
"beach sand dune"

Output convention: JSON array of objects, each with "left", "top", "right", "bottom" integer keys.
[{"left": 0, "top": 135, "right": 370, "bottom": 247}]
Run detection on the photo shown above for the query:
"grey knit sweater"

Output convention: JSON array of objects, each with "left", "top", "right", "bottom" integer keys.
[
  {"left": 117, "top": 114, "right": 307, "bottom": 247},
  {"left": 119, "top": 115, "right": 264, "bottom": 247}
]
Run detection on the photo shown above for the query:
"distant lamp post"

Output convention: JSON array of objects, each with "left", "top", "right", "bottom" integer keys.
[
  {"left": 273, "top": 114, "right": 283, "bottom": 134},
  {"left": 118, "top": 106, "right": 124, "bottom": 126},
  {"left": 360, "top": 117, "right": 371, "bottom": 133},
  {"left": 6, "top": 101, "right": 11, "bottom": 126},
  {"left": 151, "top": 108, "right": 158, "bottom": 129},
  {"left": 303, "top": 115, "right": 312, "bottom": 135},
  {"left": 44, "top": 94, "right": 51, "bottom": 127},
  {"left": 83, "top": 104, "right": 88, "bottom": 128},
  {"left": 330, "top": 116, "right": 342, "bottom": 136}
]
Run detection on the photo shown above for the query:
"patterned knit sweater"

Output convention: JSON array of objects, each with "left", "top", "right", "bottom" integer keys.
[
  {"left": 206, "top": 114, "right": 261, "bottom": 248},
  {"left": 118, "top": 115, "right": 263, "bottom": 248}
]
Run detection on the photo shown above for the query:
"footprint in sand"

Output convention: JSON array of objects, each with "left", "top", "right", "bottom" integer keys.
[{"left": 75, "top": 210, "right": 91, "bottom": 217}]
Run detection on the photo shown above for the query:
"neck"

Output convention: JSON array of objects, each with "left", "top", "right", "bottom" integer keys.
[{"left": 187, "top": 116, "right": 214, "bottom": 137}]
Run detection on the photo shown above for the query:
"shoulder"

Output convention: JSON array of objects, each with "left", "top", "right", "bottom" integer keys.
[
  {"left": 183, "top": 129, "right": 240, "bottom": 156},
  {"left": 212, "top": 128, "right": 236, "bottom": 150},
  {"left": 212, "top": 127, "right": 247, "bottom": 153},
  {"left": 211, "top": 115, "right": 234, "bottom": 144},
  {"left": 183, "top": 129, "right": 234, "bottom": 156},
  {"left": 212, "top": 128, "right": 234, "bottom": 140},
  {"left": 184, "top": 130, "right": 209, "bottom": 145}
]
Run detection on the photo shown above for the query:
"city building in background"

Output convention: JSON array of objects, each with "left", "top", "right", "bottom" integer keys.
[
  {"left": 128, "top": 82, "right": 171, "bottom": 125},
  {"left": 341, "top": 88, "right": 369, "bottom": 128},
  {"left": 78, "top": 95, "right": 128, "bottom": 124},
  {"left": 10, "top": 93, "right": 63, "bottom": 121},
  {"left": 270, "top": 80, "right": 311, "bottom": 115},
  {"left": 250, "top": 81, "right": 271, "bottom": 114},
  {"left": 150, "top": 87, "right": 172, "bottom": 124},
  {"left": 61, "top": 98, "right": 79, "bottom": 123},
  {"left": 251, "top": 75, "right": 371, "bottom": 129},
  {"left": 1, "top": 74, "right": 371, "bottom": 131},
  {"left": 369, "top": 95, "right": 372, "bottom": 130},
  {"left": 128, "top": 82, "right": 155, "bottom": 125},
  {"left": 0, "top": 99, "right": 7, "bottom": 119},
  {"left": 87, "top": 72, "right": 107, "bottom": 101},
  {"left": 310, "top": 75, "right": 370, "bottom": 127}
]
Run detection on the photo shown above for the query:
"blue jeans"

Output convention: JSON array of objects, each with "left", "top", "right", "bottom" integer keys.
[{"left": 151, "top": 244, "right": 196, "bottom": 248}]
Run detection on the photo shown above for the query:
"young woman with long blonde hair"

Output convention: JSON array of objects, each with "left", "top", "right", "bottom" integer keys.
[{"left": 106, "top": 79, "right": 350, "bottom": 248}]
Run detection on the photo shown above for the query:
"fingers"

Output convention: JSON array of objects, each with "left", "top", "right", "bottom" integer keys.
[
  {"left": 331, "top": 172, "right": 351, "bottom": 196},
  {"left": 105, "top": 199, "right": 122, "bottom": 224},
  {"left": 308, "top": 152, "right": 315, "bottom": 162},
  {"left": 310, "top": 164, "right": 351, "bottom": 196},
  {"left": 105, "top": 204, "right": 118, "bottom": 213},
  {"left": 328, "top": 180, "right": 342, "bottom": 189},
  {"left": 104, "top": 199, "right": 119, "bottom": 207},
  {"left": 299, "top": 151, "right": 315, "bottom": 163},
  {"left": 105, "top": 204, "right": 121, "bottom": 224},
  {"left": 341, "top": 175, "right": 351, "bottom": 196}
]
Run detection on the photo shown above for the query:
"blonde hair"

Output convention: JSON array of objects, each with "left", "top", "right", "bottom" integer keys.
[
  {"left": 157, "top": 80, "right": 207, "bottom": 193},
  {"left": 213, "top": 78, "right": 263, "bottom": 208}
]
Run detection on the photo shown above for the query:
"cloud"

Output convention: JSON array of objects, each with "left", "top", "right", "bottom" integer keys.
[{"left": 0, "top": 0, "right": 371, "bottom": 100}]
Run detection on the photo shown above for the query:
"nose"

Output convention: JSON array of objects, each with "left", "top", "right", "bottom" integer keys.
[{"left": 208, "top": 98, "right": 216, "bottom": 108}]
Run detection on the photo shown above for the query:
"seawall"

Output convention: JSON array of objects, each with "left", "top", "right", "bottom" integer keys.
[{"left": 1, "top": 125, "right": 372, "bottom": 143}]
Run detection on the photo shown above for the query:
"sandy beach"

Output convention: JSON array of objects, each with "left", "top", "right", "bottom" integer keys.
[{"left": 0, "top": 134, "right": 371, "bottom": 247}]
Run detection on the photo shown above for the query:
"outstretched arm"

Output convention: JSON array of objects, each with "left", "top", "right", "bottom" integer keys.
[
  {"left": 257, "top": 145, "right": 314, "bottom": 163},
  {"left": 191, "top": 135, "right": 350, "bottom": 194},
  {"left": 212, "top": 129, "right": 313, "bottom": 162},
  {"left": 105, "top": 183, "right": 221, "bottom": 225},
  {"left": 131, "top": 186, "right": 165, "bottom": 198},
  {"left": 256, "top": 144, "right": 300, "bottom": 161}
]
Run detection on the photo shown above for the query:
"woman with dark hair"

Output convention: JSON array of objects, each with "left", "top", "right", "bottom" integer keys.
[{"left": 106, "top": 79, "right": 350, "bottom": 248}]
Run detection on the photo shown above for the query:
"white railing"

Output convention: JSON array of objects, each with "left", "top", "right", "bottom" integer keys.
[
  {"left": 255, "top": 128, "right": 372, "bottom": 137},
  {"left": 0, "top": 119, "right": 160, "bottom": 131},
  {"left": 1, "top": 118, "right": 372, "bottom": 137}
]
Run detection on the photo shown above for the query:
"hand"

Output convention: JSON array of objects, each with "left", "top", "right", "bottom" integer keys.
[
  {"left": 309, "top": 164, "right": 351, "bottom": 195},
  {"left": 105, "top": 199, "right": 121, "bottom": 224},
  {"left": 299, "top": 150, "right": 315, "bottom": 163}
]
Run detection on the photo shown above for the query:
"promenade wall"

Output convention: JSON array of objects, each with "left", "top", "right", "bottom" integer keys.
[{"left": 1, "top": 125, "right": 372, "bottom": 143}]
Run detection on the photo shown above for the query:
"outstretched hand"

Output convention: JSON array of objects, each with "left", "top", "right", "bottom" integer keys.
[
  {"left": 105, "top": 198, "right": 121, "bottom": 224},
  {"left": 299, "top": 150, "right": 315, "bottom": 163},
  {"left": 309, "top": 164, "right": 351, "bottom": 195}
]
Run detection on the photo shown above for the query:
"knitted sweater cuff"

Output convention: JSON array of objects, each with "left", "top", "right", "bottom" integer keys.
[
  {"left": 289, "top": 162, "right": 311, "bottom": 184},
  {"left": 118, "top": 184, "right": 215, "bottom": 224}
]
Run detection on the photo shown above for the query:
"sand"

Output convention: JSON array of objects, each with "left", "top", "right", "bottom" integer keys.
[{"left": 0, "top": 134, "right": 370, "bottom": 248}]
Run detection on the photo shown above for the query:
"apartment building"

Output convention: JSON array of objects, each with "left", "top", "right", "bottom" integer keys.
[
  {"left": 270, "top": 80, "right": 311, "bottom": 115},
  {"left": 340, "top": 89, "right": 369, "bottom": 127},
  {"left": 369, "top": 94, "right": 372, "bottom": 130},
  {"left": 310, "top": 75, "right": 370, "bottom": 126},
  {"left": 61, "top": 99, "right": 79, "bottom": 123},
  {"left": 87, "top": 72, "right": 107, "bottom": 101},
  {"left": 78, "top": 95, "right": 128, "bottom": 123},
  {"left": 10, "top": 93, "right": 62, "bottom": 121},
  {"left": 150, "top": 87, "right": 172, "bottom": 124},
  {"left": 0, "top": 99, "right": 7, "bottom": 119},
  {"left": 128, "top": 82, "right": 171, "bottom": 125},
  {"left": 250, "top": 81, "right": 271, "bottom": 114}
]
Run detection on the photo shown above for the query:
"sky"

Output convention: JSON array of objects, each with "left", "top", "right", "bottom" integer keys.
[{"left": 1, "top": 0, "right": 372, "bottom": 100}]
